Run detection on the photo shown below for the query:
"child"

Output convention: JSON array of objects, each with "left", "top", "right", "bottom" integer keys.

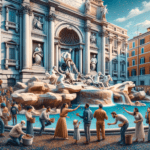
[{"left": 73, "top": 120, "right": 81, "bottom": 144}]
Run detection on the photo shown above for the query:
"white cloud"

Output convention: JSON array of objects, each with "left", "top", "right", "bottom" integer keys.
[
  {"left": 115, "top": 1, "right": 150, "bottom": 22},
  {"left": 125, "top": 21, "right": 132, "bottom": 28},
  {"left": 135, "top": 20, "right": 150, "bottom": 28}
]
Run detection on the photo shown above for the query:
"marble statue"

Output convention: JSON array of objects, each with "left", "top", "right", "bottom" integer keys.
[
  {"left": 61, "top": 50, "right": 78, "bottom": 73},
  {"left": 90, "top": 55, "right": 97, "bottom": 71},
  {"left": 85, "top": 0, "right": 91, "bottom": 13},
  {"left": 33, "top": 44, "right": 43, "bottom": 66},
  {"left": 100, "top": 75, "right": 113, "bottom": 87},
  {"left": 92, "top": 72, "right": 105, "bottom": 87},
  {"left": 90, "top": 33, "right": 97, "bottom": 44},
  {"left": 33, "top": 17, "right": 43, "bottom": 30},
  {"left": 101, "top": 5, "right": 108, "bottom": 20}
]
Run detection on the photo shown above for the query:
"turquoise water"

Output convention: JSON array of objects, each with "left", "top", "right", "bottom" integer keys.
[{"left": 8, "top": 102, "right": 150, "bottom": 129}]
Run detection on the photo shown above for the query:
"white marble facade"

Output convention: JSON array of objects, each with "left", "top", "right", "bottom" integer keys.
[{"left": 0, "top": 0, "right": 128, "bottom": 87}]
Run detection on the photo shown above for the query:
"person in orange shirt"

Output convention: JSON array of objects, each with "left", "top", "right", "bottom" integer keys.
[
  {"left": 0, "top": 79, "right": 2, "bottom": 89},
  {"left": 93, "top": 104, "right": 108, "bottom": 141}
]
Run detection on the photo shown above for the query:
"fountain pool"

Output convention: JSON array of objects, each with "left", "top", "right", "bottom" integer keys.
[{"left": 8, "top": 101, "right": 150, "bottom": 130}]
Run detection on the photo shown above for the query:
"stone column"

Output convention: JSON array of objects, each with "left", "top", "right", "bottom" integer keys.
[
  {"left": 22, "top": 4, "right": 32, "bottom": 70},
  {"left": 109, "top": 36, "right": 113, "bottom": 77},
  {"left": 101, "top": 26, "right": 106, "bottom": 75},
  {"left": 117, "top": 40, "right": 121, "bottom": 81},
  {"left": 125, "top": 42, "right": 128, "bottom": 81},
  {"left": 0, "top": 2, "right": 2, "bottom": 70},
  {"left": 84, "top": 20, "right": 91, "bottom": 74},
  {"left": 55, "top": 44, "right": 59, "bottom": 70},
  {"left": 97, "top": 33, "right": 102, "bottom": 72},
  {"left": 5, "top": 44, "right": 9, "bottom": 69},
  {"left": 47, "top": 7, "right": 56, "bottom": 71},
  {"left": 15, "top": 45, "right": 19, "bottom": 70},
  {"left": 79, "top": 46, "right": 83, "bottom": 73},
  {"left": 71, "top": 48, "right": 74, "bottom": 63},
  {"left": 58, "top": 46, "right": 61, "bottom": 65}
]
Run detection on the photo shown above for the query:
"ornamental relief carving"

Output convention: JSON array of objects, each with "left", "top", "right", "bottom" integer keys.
[
  {"left": 90, "top": 32, "right": 97, "bottom": 44},
  {"left": 33, "top": 16, "right": 43, "bottom": 31}
]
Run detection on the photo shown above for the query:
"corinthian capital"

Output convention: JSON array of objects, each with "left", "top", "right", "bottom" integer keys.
[
  {"left": 84, "top": 25, "right": 91, "bottom": 32},
  {"left": 46, "top": 13, "right": 56, "bottom": 22},
  {"left": 109, "top": 36, "right": 113, "bottom": 44},
  {"left": 21, "top": 4, "right": 32, "bottom": 16},
  {"left": 99, "top": 30, "right": 108, "bottom": 37}
]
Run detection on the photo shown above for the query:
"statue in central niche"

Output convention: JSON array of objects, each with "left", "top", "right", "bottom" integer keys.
[
  {"left": 101, "top": 5, "right": 108, "bottom": 21},
  {"left": 61, "top": 49, "right": 78, "bottom": 73},
  {"left": 33, "top": 44, "right": 43, "bottom": 66},
  {"left": 85, "top": 0, "right": 91, "bottom": 13},
  {"left": 90, "top": 55, "right": 97, "bottom": 71}
]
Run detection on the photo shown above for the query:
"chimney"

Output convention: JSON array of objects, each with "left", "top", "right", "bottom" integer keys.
[{"left": 147, "top": 27, "right": 150, "bottom": 32}]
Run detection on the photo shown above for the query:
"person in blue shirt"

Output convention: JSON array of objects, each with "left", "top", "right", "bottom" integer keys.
[
  {"left": 10, "top": 102, "right": 19, "bottom": 125},
  {"left": 76, "top": 103, "right": 93, "bottom": 144}
]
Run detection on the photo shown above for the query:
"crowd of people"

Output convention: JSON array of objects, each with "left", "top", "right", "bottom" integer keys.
[{"left": 0, "top": 84, "right": 150, "bottom": 146}]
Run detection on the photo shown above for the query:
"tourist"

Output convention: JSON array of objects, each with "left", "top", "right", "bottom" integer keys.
[
  {"left": 11, "top": 102, "right": 19, "bottom": 125},
  {"left": 25, "top": 106, "right": 34, "bottom": 136},
  {"left": 93, "top": 104, "right": 108, "bottom": 141},
  {"left": 123, "top": 107, "right": 145, "bottom": 142},
  {"left": 145, "top": 107, "right": 150, "bottom": 142},
  {"left": 0, "top": 79, "right": 2, "bottom": 89},
  {"left": 39, "top": 107, "right": 51, "bottom": 135},
  {"left": 1, "top": 89, "right": 5, "bottom": 96},
  {"left": 54, "top": 103, "right": 80, "bottom": 140},
  {"left": 6, "top": 120, "right": 29, "bottom": 146},
  {"left": 2, "top": 103, "right": 9, "bottom": 125},
  {"left": 73, "top": 119, "right": 81, "bottom": 144},
  {"left": 107, "top": 111, "right": 129, "bottom": 145},
  {"left": 76, "top": 103, "right": 93, "bottom": 144},
  {"left": 2, "top": 96, "right": 6, "bottom": 104},
  {"left": 0, "top": 103, "right": 5, "bottom": 136}
]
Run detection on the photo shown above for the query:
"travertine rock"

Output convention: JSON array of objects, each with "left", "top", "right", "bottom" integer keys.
[
  {"left": 79, "top": 89, "right": 113, "bottom": 105},
  {"left": 129, "top": 91, "right": 146, "bottom": 101},
  {"left": 27, "top": 76, "right": 40, "bottom": 84},
  {"left": 57, "top": 83, "right": 82, "bottom": 93},
  {"left": 14, "top": 82, "right": 27, "bottom": 91},
  {"left": 12, "top": 93, "right": 38, "bottom": 105}
]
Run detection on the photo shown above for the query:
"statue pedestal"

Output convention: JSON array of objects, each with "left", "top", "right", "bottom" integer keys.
[{"left": 20, "top": 66, "right": 47, "bottom": 83}]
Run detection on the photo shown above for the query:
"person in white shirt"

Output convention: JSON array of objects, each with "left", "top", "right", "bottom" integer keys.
[
  {"left": 39, "top": 107, "right": 51, "bottom": 135},
  {"left": 107, "top": 111, "right": 129, "bottom": 146},
  {"left": 6, "top": 120, "right": 29, "bottom": 146}
]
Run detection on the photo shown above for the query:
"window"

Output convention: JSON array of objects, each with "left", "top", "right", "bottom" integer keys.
[
  {"left": 140, "top": 81, "right": 145, "bottom": 85},
  {"left": 127, "top": 53, "right": 129, "bottom": 57},
  {"left": 9, "top": 48, "right": 15, "bottom": 59},
  {"left": 140, "top": 39, "right": 145, "bottom": 45},
  {"left": 7, "top": 78, "right": 16, "bottom": 87},
  {"left": 132, "top": 51, "right": 135, "bottom": 56},
  {"left": 114, "top": 39, "right": 117, "bottom": 48},
  {"left": 131, "top": 69, "right": 136, "bottom": 76},
  {"left": 141, "top": 47, "right": 144, "bottom": 54},
  {"left": 9, "top": 9, "right": 16, "bottom": 23},
  {"left": 140, "top": 57, "right": 145, "bottom": 64},
  {"left": 105, "top": 61, "right": 109, "bottom": 70},
  {"left": 114, "top": 28, "right": 116, "bottom": 31},
  {"left": 127, "top": 61, "right": 129, "bottom": 67},
  {"left": 132, "top": 59, "right": 135, "bottom": 66},
  {"left": 122, "top": 31, "right": 124, "bottom": 34},
  {"left": 133, "top": 81, "right": 136, "bottom": 85},
  {"left": 114, "top": 63, "right": 117, "bottom": 71},
  {"left": 140, "top": 67, "right": 145, "bottom": 75},
  {"left": 105, "top": 37, "right": 109, "bottom": 45},
  {"left": 132, "top": 42, "right": 135, "bottom": 48},
  {"left": 128, "top": 71, "right": 129, "bottom": 77},
  {"left": 121, "top": 64, "right": 125, "bottom": 72}
]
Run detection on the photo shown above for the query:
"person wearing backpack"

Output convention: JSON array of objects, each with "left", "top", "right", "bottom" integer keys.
[
  {"left": 76, "top": 103, "right": 93, "bottom": 144},
  {"left": 145, "top": 107, "right": 150, "bottom": 142},
  {"left": 10, "top": 102, "right": 19, "bottom": 125}
]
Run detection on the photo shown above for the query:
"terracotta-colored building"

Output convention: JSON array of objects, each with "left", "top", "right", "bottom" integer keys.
[{"left": 128, "top": 28, "right": 150, "bottom": 85}]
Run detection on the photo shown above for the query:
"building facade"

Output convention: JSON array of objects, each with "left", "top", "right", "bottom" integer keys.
[
  {"left": 0, "top": 0, "right": 128, "bottom": 87},
  {"left": 128, "top": 28, "right": 150, "bottom": 86}
]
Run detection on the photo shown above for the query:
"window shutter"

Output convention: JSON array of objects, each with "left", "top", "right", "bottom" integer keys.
[
  {"left": 144, "top": 57, "right": 145, "bottom": 63},
  {"left": 144, "top": 68, "right": 145, "bottom": 75},
  {"left": 140, "top": 58, "right": 141, "bottom": 64},
  {"left": 144, "top": 39, "right": 145, "bottom": 44}
]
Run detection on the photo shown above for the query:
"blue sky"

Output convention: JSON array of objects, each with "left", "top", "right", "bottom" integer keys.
[{"left": 103, "top": 0, "right": 150, "bottom": 39}]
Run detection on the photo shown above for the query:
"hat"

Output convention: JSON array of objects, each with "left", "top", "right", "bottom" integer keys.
[
  {"left": 1, "top": 103, "right": 6, "bottom": 107},
  {"left": 21, "top": 120, "right": 25, "bottom": 124},
  {"left": 73, "top": 120, "right": 78, "bottom": 124}
]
